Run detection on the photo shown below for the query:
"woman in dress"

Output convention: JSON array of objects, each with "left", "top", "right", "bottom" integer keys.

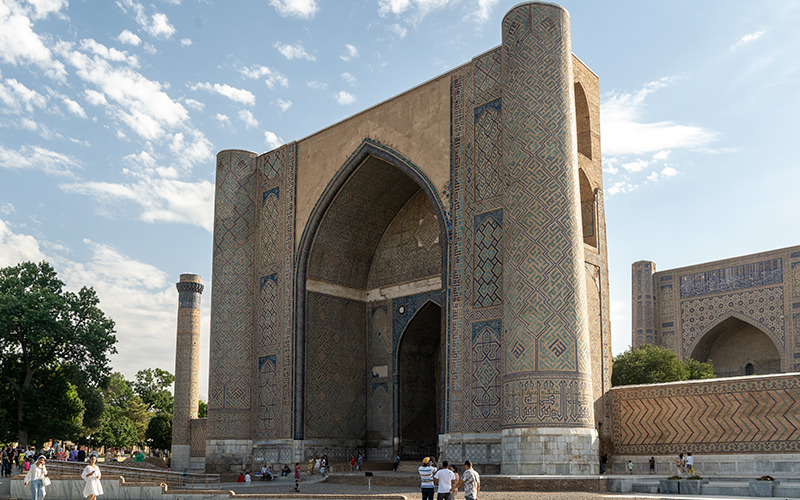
[
  {"left": 81, "top": 453, "right": 104, "bottom": 500},
  {"left": 23, "top": 455, "right": 48, "bottom": 500}
]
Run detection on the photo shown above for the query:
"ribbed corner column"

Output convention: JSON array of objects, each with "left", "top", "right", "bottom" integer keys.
[
  {"left": 171, "top": 273, "right": 204, "bottom": 472},
  {"left": 500, "top": 2, "right": 597, "bottom": 474}
]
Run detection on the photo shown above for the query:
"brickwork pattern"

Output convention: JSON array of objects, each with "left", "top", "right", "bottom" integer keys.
[
  {"left": 209, "top": 150, "right": 256, "bottom": 439},
  {"left": 305, "top": 292, "right": 367, "bottom": 439},
  {"left": 611, "top": 374, "right": 800, "bottom": 454},
  {"left": 500, "top": 3, "right": 593, "bottom": 428}
]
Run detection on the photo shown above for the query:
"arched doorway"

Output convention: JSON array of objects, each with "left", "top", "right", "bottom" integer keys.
[
  {"left": 397, "top": 301, "right": 441, "bottom": 459},
  {"left": 690, "top": 316, "right": 781, "bottom": 377},
  {"left": 295, "top": 141, "right": 448, "bottom": 458}
]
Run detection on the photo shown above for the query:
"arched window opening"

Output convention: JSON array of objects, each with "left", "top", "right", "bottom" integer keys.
[{"left": 574, "top": 83, "right": 592, "bottom": 159}]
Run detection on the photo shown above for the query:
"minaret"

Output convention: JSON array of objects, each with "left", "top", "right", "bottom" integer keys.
[
  {"left": 632, "top": 261, "right": 657, "bottom": 348},
  {"left": 500, "top": 2, "right": 598, "bottom": 474},
  {"left": 171, "top": 273, "right": 204, "bottom": 471}
]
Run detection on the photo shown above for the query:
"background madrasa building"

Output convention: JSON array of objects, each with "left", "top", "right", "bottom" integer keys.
[{"left": 172, "top": 0, "right": 613, "bottom": 475}]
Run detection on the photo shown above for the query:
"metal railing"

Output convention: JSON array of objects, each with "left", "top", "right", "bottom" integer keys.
[{"left": 44, "top": 460, "right": 220, "bottom": 489}]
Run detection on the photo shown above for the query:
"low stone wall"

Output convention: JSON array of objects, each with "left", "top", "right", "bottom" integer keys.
[{"left": 610, "top": 373, "right": 800, "bottom": 456}]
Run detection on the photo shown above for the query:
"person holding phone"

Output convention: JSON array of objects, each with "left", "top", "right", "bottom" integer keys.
[{"left": 81, "top": 453, "right": 104, "bottom": 500}]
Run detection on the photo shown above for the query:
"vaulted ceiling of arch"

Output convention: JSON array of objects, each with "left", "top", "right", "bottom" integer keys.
[{"left": 307, "top": 155, "right": 424, "bottom": 289}]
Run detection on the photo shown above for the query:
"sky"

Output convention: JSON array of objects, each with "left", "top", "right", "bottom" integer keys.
[{"left": 1, "top": 0, "right": 799, "bottom": 399}]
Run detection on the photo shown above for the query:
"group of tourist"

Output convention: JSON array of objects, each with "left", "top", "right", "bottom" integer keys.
[
  {"left": 307, "top": 454, "right": 331, "bottom": 476},
  {"left": 418, "top": 456, "right": 480, "bottom": 500},
  {"left": 19, "top": 452, "right": 104, "bottom": 500}
]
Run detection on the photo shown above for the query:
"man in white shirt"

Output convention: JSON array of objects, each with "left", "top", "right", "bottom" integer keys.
[
  {"left": 456, "top": 460, "right": 480, "bottom": 500},
  {"left": 433, "top": 460, "right": 455, "bottom": 500},
  {"left": 418, "top": 457, "right": 437, "bottom": 500}
]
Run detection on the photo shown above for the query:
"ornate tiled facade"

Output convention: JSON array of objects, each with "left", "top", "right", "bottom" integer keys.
[
  {"left": 200, "top": 2, "right": 610, "bottom": 474},
  {"left": 611, "top": 373, "right": 800, "bottom": 455},
  {"left": 632, "top": 246, "right": 800, "bottom": 376}
]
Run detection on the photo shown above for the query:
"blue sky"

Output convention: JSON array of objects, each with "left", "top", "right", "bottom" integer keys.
[{"left": 1, "top": 0, "right": 798, "bottom": 398}]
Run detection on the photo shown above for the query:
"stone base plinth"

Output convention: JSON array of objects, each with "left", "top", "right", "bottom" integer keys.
[
  {"left": 501, "top": 427, "right": 598, "bottom": 475},
  {"left": 170, "top": 444, "right": 190, "bottom": 472}
]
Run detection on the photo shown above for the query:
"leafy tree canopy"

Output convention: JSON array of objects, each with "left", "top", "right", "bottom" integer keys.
[
  {"left": 0, "top": 261, "right": 117, "bottom": 447},
  {"left": 198, "top": 399, "right": 207, "bottom": 419},
  {"left": 134, "top": 368, "right": 174, "bottom": 415},
  {"left": 146, "top": 412, "right": 172, "bottom": 450},
  {"left": 612, "top": 344, "right": 714, "bottom": 386}
]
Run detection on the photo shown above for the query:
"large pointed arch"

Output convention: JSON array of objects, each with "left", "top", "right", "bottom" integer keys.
[{"left": 293, "top": 138, "right": 450, "bottom": 440}]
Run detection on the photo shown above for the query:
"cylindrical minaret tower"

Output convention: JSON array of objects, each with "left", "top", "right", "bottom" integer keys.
[
  {"left": 632, "top": 261, "right": 656, "bottom": 348},
  {"left": 171, "top": 273, "right": 204, "bottom": 471},
  {"left": 500, "top": 2, "right": 598, "bottom": 474}
]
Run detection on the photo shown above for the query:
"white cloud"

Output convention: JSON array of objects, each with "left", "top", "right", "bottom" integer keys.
[
  {"left": 0, "top": 145, "right": 80, "bottom": 176},
  {"left": 117, "top": 29, "right": 142, "bottom": 46},
  {"left": 269, "top": 0, "right": 318, "bottom": 18},
  {"left": 0, "top": 203, "right": 15, "bottom": 216},
  {"left": 80, "top": 38, "right": 139, "bottom": 66},
  {"left": 660, "top": 166, "right": 678, "bottom": 177},
  {"left": 189, "top": 82, "right": 255, "bottom": 106},
  {"left": 621, "top": 159, "right": 649, "bottom": 173},
  {"left": 117, "top": 0, "right": 176, "bottom": 39},
  {"left": 183, "top": 98, "right": 205, "bottom": 111},
  {"left": 378, "top": 0, "right": 454, "bottom": 20},
  {"left": 264, "top": 130, "right": 284, "bottom": 149},
  {"left": 61, "top": 42, "right": 190, "bottom": 141},
  {"left": 0, "top": 219, "right": 46, "bottom": 267},
  {"left": 62, "top": 96, "right": 87, "bottom": 118},
  {"left": 215, "top": 113, "right": 230, "bottom": 125},
  {"left": 606, "top": 180, "right": 638, "bottom": 196},
  {"left": 388, "top": 23, "right": 407, "bottom": 38},
  {"left": 0, "top": 0, "right": 67, "bottom": 80},
  {"left": 341, "top": 72, "right": 357, "bottom": 86},
  {"left": 180, "top": 38, "right": 192, "bottom": 47},
  {"left": 340, "top": 43, "right": 359, "bottom": 61},
  {"left": 276, "top": 98, "right": 292, "bottom": 112},
  {"left": 239, "top": 64, "right": 289, "bottom": 89},
  {"left": 601, "top": 77, "right": 717, "bottom": 156},
  {"left": 274, "top": 42, "right": 316, "bottom": 61},
  {"left": 470, "top": 0, "right": 500, "bottom": 22},
  {"left": 307, "top": 80, "right": 327, "bottom": 90},
  {"left": 0, "top": 78, "right": 48, "bottom": 112},
  {"left": 238, "top": 109, "right": 259, "bottom": 128},
  {"left": 735, "top": 30, "right": 765, "bottom": 48},
  {"left": 61, "top": 177, "right": 215, "bottom": 231},
  {"left": 335, "top": 90, "right": 356, "bottom": 105},
  {"left": 652, "top": 150, "right": 670, "bottom": 161}
]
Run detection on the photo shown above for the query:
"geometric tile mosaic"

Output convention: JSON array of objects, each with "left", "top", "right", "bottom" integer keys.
[
  {"left": 474, "top": 100, "right": 502, "bottom": 201},
  {"left": 679, "top": 258, "right": 783, "bottom": 299},
  {"left": 681, "top": 285, "right": 785, "bottom": 358},
  {"left": 473, "top": 210, "right": 503, "bottom": 308},
  {"left": 471, "top": 319, "right": 501, "bottom": 420}
]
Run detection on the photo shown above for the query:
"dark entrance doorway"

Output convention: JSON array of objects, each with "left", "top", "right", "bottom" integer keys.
[{"left": 397, "top": 301, "right": 441, "bottom": 459}]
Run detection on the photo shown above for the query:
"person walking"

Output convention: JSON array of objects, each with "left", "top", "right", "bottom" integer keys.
[
  {"left": 293, "top": 462, "right": 301, "bottom": 492},
  {"left": 449, "top": 465, "right": 460, "bottom": 499},
  {"left": 418, "top": 456, "right": 437, "bottom": 500},
  {"left": 393, "top": 453, "right": 400, "bottom": 472},
  {"left": 81, "top": 453, "right": 104, "bottom": 500},
  {"left": 455, "top": 460, "right": 480, "bottom": 500},
  {"left": 649, "top": 457, "right": 655, "bottom": 474},
  {"left": 433, "top": 460, "right": 455, "bottom": 500},
  {"left": 23, "top": 456, "right": 48, "bottom": 500},
  {"left": 686, "top": 453, "right": 694, "bottom": 475}
]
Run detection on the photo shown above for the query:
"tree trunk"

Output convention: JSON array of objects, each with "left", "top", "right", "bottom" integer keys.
[{"left": 17, "top": 390, "right": 27, "bottom": 449}]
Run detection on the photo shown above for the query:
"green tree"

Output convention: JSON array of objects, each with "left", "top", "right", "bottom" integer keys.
[
  {"left": 97, "top": 372, "right": 150, "bottom": 446},
  {"left": 198, "top": 400, "right": 207, "bottom": 418},
  {"left": 612, "top": 344, "right": 715, "bottom": 386},
  {"left": 146, "top": 412, "right": 172, "bottom": 450},
  {"left": 0, "top": 261, "right": 117, "bottom": 447},
  {"left": 134, "top": 368, "right": 174, "bottom": 415},
  {"left": 95, "top": 415, "right": 139, "bottom": 449}
]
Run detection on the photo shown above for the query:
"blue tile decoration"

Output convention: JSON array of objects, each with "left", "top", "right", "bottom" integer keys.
[
  {"left": 679, "top": 258, "right": 783, "bottom": 298},
  {"left": 392, "top": 291, "right": 442, "bottom": 365},
  {"left": 473, "top": 210, "right": 503, "bottom": 308},
  {"left": 471, "top": 319, "right": 501, "bottom": 421}
]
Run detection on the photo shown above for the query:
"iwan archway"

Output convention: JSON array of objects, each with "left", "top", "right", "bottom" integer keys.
[{"left": 294, "top": 141, "right": 449, "bottom": 458}]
